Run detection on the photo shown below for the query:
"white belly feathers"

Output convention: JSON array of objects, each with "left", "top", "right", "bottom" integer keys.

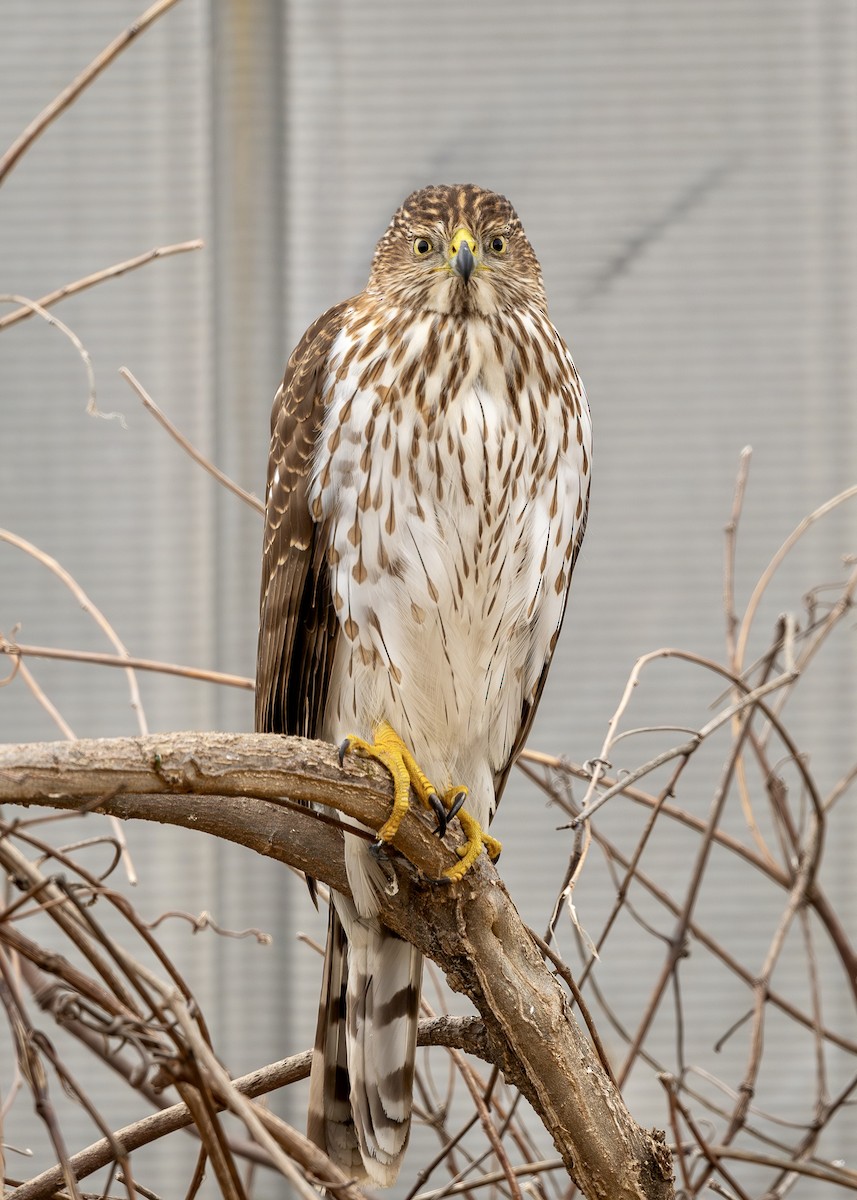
[{"left": 309, "top": 307, "right": 590, "bottom": 828}]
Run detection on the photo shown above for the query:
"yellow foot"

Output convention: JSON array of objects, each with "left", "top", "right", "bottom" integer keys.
[
  {"left": 338, "top": 722, "right": 501, "bottom": 881},
  {"left": 339, "top": 720, "right": 445, "bottom": 844},
  {"left": 441, "top": 788, "right": 502, "bottom": 882}
]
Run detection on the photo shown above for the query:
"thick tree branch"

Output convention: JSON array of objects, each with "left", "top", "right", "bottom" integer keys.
[{"left": 0, "top": 732, "right": 674, "bottom": 1199}]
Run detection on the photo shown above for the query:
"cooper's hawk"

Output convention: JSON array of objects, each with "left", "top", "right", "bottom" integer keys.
[{"left": 256, "top": 184, "right": 591, "bottom": 1187}]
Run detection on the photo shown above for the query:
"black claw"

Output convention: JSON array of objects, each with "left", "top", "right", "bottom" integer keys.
[
  {"left": 370, "top": 838, "right": 392, "bottom": 860},
  {"left": 428, "top": 792, "right": 448, "bottom": 838},
  {"left": 337, "top": 738, "right": 350, "bottom": 767},
  {"left": 447, "top": 789, "right": 467, "bottom": 823}
]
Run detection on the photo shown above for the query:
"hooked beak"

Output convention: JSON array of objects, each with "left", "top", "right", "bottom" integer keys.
[
  {"left": 449, "top": 227, "right": 478, "bottom": 283},
  {"left": 452, "top": 240, "right": 475, "bottom": 283}
]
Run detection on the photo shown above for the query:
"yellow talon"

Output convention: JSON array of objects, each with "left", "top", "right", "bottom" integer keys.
[
  {"left": 339, "top": 722, "right": 500, "bottom": 880},
  {"left": 340, "top": 720, "right": 440, "bottom": 843},
  {"left": 440, "top": 788, "right": 502, "bottom": 882}
]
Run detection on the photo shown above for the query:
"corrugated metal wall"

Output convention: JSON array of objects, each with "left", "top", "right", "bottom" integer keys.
[{"left": 1, "top": 1, "right": 855, "bottom": 1195}]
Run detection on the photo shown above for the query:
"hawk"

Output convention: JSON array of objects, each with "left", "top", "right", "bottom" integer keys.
[{"left": 256, "top": 184, "right": 591, "bottom": 1187}]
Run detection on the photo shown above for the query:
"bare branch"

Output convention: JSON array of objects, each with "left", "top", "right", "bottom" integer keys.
[
  {"left": 0, "top": 295, "right": 107, "bottom": 421},
  {"left": 120, "top": 369, "right": 263, "bottom": 513},
  {"left": 0, "top": 241, "right": 203, "bottom": 332},
  {"left": 0, "top": 732, "right": 674, "bottom": 1200},
  {"left": 413, "top": 1158, "right": 565, "bottom": 1200},
  {"left": 0, "top": 534, "right": 149, "bottom": 735},
  {"left": 723, "top": 445, "right": 753, "bottom": 663},
  {"left": 733, "top": 483, "right": 857, "bottom": 673},
  {"left": 0, "top": 0, "right": 184, "bottom": 187},
  {"left": 0, "top": 636, "right": 253, "bottom": 692},
  {"left": 6, "top": 1020, "right": 486, "bottom": 1200}
]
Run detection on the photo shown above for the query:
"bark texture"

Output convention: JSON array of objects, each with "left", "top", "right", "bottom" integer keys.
[{"left": 0, "top": 732, "right": 674, "bottom": 1199}]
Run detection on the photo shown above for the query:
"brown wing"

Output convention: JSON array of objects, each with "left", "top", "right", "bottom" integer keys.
[
  {"left": 492, "top": 495, "right": 590, "bottom": 807},
  {"left": 255, "top": 301, "right": 350, "bottom": 738}
]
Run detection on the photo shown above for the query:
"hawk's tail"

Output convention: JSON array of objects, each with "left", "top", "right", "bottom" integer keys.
[
  {"left": 308, "top": 906, "right": 363, "bottom": 1178},
  {"left": 308, "top": 902, "right": 422, "bottom": 1188}
]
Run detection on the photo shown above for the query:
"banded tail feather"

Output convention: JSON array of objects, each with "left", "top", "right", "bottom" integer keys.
[
  {"left": 308, "top": 906, "right": 363, "bottom": 1175},
  {"left": 309, "top": 899, "right": 423, "bottom": 1187}
]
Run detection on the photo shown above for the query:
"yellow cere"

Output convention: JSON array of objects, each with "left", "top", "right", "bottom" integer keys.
[{"left": 449, "top": 227, "right": 478, "bottom": 257}]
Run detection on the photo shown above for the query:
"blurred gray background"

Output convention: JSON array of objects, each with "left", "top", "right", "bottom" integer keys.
[{"left": 1, "top": 2, "right": 855, "bottom": 1196}]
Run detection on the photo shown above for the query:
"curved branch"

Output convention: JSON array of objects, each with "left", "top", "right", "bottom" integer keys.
[{"left": 0, "top": 732, "right": 674, "bottom": 1200}]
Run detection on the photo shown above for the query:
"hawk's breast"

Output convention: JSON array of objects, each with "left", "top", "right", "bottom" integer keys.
[{"left": 309, "top": 305, "right": 591, "bottom": 820}]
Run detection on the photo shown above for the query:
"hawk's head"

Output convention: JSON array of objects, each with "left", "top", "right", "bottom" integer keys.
[{"left": 367, "top": 184, "right": 548, "bottom": 318}]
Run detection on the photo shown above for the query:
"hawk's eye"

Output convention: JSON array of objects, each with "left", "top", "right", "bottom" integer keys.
[
  {"left": 413, "top": 237, "right": 433, "bottom": 256},
  {"left": 490, "top": 235, "right": 507, "bottom": 254}
]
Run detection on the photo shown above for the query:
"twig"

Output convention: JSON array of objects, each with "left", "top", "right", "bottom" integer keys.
[
  {"left": 570, "top": 656, "right": 798, "bottom": 825},
  {"left": 172, "top": 1075, "right": 246, "bottom": 1200},
  {"left": 0, "top": 533, "right": 149, "bottom": 738},
  {"left": 8, "top": 1022, "right": 486, "bottom": 1200},
  {"left": 824, "top": 761, "right": 857, "bottom": 815},
  {"left": 0, "top": 296, "right": 110, "bottom": 421},
  {"left": 660, "top": 1078, "right": 752, "bottom": 1200},
  {"left": 0, "top": 242, "right": 203, "bottom": 332},
  {"left": 30, "top": 1033, "right": 138, "bottom": 1200},
  {"left": 702, "top": 1146, "right": 857, "bottom": 1192},
  {"left": 117, "top": 1178, "right": 159, "bottom": 1200},
  {"left": 143, "top": 911, "right": 271, "bottom": 943},
  {"left": 613, "top": 702, "right": 785, "bottom": 1086},
  {"left": 763, "top": 1071, "right": 857, "bottom": 1196},
  {"left": 0, "top": 950, "right": 83, "bottom": 1200},
  {"left": 592, "top": 821, "right": 855, "bottom": 1054},
  {"left": 413, "top": 1159, "right": 565, "bottom": 1200},
  {"left": 0, "top": 844, "right": 146, "bottom": 1020},
  {"left": 723, "top": 447, "right": 753, "bottom": 665},
  {"left": 0, "top": 636, "right": 253, "bottom": 691},
  {"left": 404, "top": 1111, "right": 482, "bottom": 1200},
  {"left": 168, "top": 1000, "right": 323, "bottom": 1200},
  {"left": 758, "top": 558, "right": 857, "bottom": 748},
  {"left": 120, "top": 368, "right": 263, "bottom": 513},
  {"left": 704, "top": 797, "right": 824, "bottom": 1181},
  {"left": 14, "top": 658, "right": 76, "bottom": 740},
  {"left": 658, "top": 1076, "right": 693, "bottom": 1197},
  {"left": 9, "top": 654, "right": 138, "bottom": 889},
  {"left": 182, "top": 1146, "right": 208, "bottom": 1200},
  {"left": 0, "top": 0, "right": 184, "bottom": 187},
  {"left": 733, "top": 483, "right": 857, "bottom": 674}
]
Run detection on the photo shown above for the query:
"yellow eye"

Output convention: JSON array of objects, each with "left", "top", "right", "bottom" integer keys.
[
  {"left": 413, "top": 237, "right": 433, "bottom": 256},
  {"left": 489, "top": 235, "right": 507, "bottom": 254}
]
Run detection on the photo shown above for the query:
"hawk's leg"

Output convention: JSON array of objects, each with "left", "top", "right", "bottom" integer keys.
[{"left": 339, "top": 722, "right": 501, "bottom": 880}]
